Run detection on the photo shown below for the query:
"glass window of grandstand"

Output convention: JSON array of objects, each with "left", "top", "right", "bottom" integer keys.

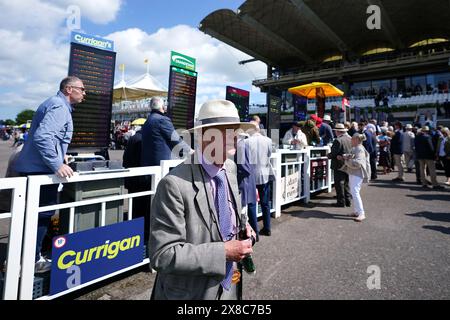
[
  {"left": 411, "top": 76, "right": 427, "bottom": 96},
  {"left": 372, "top": 79, "right": 391, "bottom": 96},
  {"left": 435, "top": 72, "right": 450, "bottom": 93},
  {"left": 425, "top": 72, "right": 450, "bottom": 94},
  {"left": 350, "top": 81, "right": 371, "bottom": 98}
]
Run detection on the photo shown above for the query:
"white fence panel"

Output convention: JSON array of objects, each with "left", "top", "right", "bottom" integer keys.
[
  {"left": 19, "top": 167, "right": 160, "bottom": 300},
  {"left": 0, "top": 177, "right": 27, "bottom": 300}
]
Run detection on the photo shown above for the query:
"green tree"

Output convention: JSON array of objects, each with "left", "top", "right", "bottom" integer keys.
[
  {"left": 4, "top": 119, "right": 16, "bottom": 126},
  {"left": 15, "top": 109, "right": 35, "bottom": 125}
]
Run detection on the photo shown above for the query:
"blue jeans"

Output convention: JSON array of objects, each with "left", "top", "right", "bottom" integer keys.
[
  {"left": 36, "top": 184, "right": 58, "bottom": 261},
  {"left": 247, "top": 203, "right": 258, "bottom": 237},
  {"left": 21, "top": 173, "right": 58, "bottom": 262},
  {"left": 248, "top": 183, "right": 271, "bottom": 232}
]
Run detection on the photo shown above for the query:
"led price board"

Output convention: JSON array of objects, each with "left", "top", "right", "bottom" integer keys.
[
  {"left": 267, "top": 89, "right": 282, "bottom": 139},
  {"left": 167, "top": 66, "right": 197, "bottom": 129},
  {"left": 226, "top": 86, "right": 250, "bottom": 121},
  {"left": 68, "top": 33, "right": 116, "bottom": 151}
]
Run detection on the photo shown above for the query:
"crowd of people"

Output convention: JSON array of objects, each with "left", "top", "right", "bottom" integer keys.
[{"left": 281, "top": 114, "right": 450, "bottom": 222}]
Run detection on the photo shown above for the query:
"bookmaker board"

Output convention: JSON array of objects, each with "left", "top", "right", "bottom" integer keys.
[
  {"left": 226, "top": 86, "right": 250, "bottom": 121},
  {"left": 167, "top": 51, "right": 197, "bottom": 129},
  {"left": 68, "top": 32, "right": 116, "bottom": 152}
]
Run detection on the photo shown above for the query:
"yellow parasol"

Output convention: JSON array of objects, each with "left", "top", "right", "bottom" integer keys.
[
  {"left": 131, "top": 118, "right": 147, "bottom": 126},
  {"left": 288, "top": 82, "right": 344, "bottom": 99}
]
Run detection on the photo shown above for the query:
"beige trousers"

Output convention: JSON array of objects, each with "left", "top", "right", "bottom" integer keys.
[
  {"left": 419, "top": 159, "right": 438, "bottom": 186},
  {"left": 393, "top": 154, "right": 404, "bottom": 178}
]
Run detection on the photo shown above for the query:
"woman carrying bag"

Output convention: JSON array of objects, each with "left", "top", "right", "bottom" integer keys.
[{"left": 338, "top": 133, "right": 372, "bottom": 222}]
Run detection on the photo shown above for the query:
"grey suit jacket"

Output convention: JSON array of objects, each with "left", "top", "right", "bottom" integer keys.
[
  {"left": 149, "top": 156, "right": 242, "bottom": 300},
  {"left": 247, "top": 133, "right": 273, "bottom": 185}
]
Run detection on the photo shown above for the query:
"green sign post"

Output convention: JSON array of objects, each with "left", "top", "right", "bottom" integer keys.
[{"left": 170, "top": 51, "right": 196, "bottom": 71}]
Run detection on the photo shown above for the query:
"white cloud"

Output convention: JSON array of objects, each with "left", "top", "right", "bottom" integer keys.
[
  {"left": 107, "top": 25, "right": 267, "bottom": 112},
  {"left": 55, "top": 0, "right": 123, "bottom": 24},
  {"left": 0, "top": 2, "right": 267, "bottom": 120},
  {"left": 0, "top": 0, "right": 122, "bottom": 119}
]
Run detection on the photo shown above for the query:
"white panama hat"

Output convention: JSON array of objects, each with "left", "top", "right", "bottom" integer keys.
[
  {"left": 189, "top": 100, "right": 257, "bottom": 132},
  {"left": 323, "top": 114, "right": 332, "bottom": 121},
  {"left": 333, "top": 123, "right": 348, "bottom": 132}
]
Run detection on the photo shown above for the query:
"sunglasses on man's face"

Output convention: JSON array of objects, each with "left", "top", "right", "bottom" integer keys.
[{"left": 71, "top": 86, "right": 86, "bottom": 92}]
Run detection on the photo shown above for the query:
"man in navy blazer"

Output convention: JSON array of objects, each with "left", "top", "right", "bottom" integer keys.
[{"left": 141, "top": 97, "right": 191, "bottom": 166}]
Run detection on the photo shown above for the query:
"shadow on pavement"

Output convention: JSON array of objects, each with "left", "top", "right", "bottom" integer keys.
[
  {"left": 284, "top": 210, "right": 352, "bottom": 221},
  {"left": 406, "top": 211, "right": 450, "bottom": 223},
  {"left": 369, "top": 181, "right": 449, "bottom": 192},
  {"left": 406, "top": 194, "right": 450, "bottom": 201},
  {"left": 423, "top": 225, "right": 450, "bottom": 235}
]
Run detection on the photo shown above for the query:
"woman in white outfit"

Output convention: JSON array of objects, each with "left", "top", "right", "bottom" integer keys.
[{"left": 338, "top": 133, "right": 371, "bottom": 222}]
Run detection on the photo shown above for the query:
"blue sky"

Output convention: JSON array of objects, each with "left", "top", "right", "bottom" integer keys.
[
  {"left": 84, "top": 0, "right": 245, "bottom": 35},
  {"left": 0, "top": 0, "right": 266, "bottom": 120}
]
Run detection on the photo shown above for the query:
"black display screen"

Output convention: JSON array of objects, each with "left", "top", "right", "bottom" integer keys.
[
  {"left": 167, "top": 66, "right": 197, "bottom": 130},
  {"left": 226, "top": 86, "right": 250, "bottom": 121},
  {"left": 267, "top": 89, "right": 282, "bottom": 141},
  {"left": 68, "top": 43, "right": 116, "bottom": 151}
]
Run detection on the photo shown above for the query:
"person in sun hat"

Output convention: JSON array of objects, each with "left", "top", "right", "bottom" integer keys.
[
  {"left": 282, "top": 121, "right": 308, "bottom": 149},
  {"left": 327, "top": 123, "right": 352, "bottom": 207},
  {"left": 320, "top": 114, "right": 335, "bottom": 145},
  {"left": 149, "top": 100, "right": 258, "bottom": 300}
]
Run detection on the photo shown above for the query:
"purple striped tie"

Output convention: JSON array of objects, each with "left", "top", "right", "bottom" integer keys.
[{"left": 213, "top": 170, "right": 233, "bottom": 290}]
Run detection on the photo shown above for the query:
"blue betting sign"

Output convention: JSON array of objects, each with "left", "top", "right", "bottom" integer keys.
[
  {"left": 70, "top": 31, "right": 114, "bottom": 52},
  {"left": 50, "top": 218, "right": 144, "bottom": 295}
]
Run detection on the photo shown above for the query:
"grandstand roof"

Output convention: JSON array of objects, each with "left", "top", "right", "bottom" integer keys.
[{"left": 199, "top": 0, "right": 450, "bottom": 68}]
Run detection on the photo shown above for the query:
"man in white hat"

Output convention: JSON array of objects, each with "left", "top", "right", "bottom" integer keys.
[
  {"left": 327, "top": 123, "right": 352, "bottom": 207},
  {"left": 149, "top": 100, "right": 257, "bottom": 300},
  {"left": 320, "top": 114, "right": 334, "bottom": 146},
  {"left": 402, "top": 124, "right": 415, "bottom": 173}
]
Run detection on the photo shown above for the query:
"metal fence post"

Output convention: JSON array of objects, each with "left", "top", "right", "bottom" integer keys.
[
  {"left": 1, "top": 177, "right": 27, "bottom": 300},
  {"left": 304, "top": 148, "right": 311, "bottom": 203},
  {"left": 19, "top": 176, "right": 42, "bottom": 300}
]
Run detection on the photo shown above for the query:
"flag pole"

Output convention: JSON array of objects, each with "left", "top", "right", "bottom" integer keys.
[{"left": 145, "top": 58, "right": 149, "bottom": 74}]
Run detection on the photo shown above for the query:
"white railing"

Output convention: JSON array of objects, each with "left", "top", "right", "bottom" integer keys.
[
  {"left": 19, "top": 167, "right": 161, "bottom": 300},
  {"left": 307, "top": 146, "right": 333, "bottom": 195},
  {"left": 0, "top": 177, "right": 27, "bottom": 300},
  {"left": 271, "top": 149, "right": 309, "bottom": 217}
]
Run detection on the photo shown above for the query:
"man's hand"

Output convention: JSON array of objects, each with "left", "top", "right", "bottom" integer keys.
[
  {"left": 224, "top": 239, "right": 253, "bottom": 262},
  {"left": 56, "top": 164, "right": 74, "bottom": 178},
  {"left": 291, "top": 139, "right": 299, "bottom": 145},
  {"left": 246, "top": 224, "right": 255, "bottom": 239}
]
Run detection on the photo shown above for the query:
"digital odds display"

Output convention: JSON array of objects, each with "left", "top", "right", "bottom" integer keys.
[
  {"left": 268, "top": 89, "right": 282, "bottom": 138},
  {"left": 226, "top": 86, "right": 250, "bottom": 121},
  {"left": 167, "top": 51, "right": 197, "bottom": 130},
  {"left": 167, "top": 65, "right": 197, "bottom": 130},
  {"left": 68, "top": 32, "right": 116, "bottom": 150}
]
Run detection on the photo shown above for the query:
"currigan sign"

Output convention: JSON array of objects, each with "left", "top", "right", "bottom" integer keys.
[
  {"left": 49, "top": 218, "right": 144, "bottom": 296},
  {"left": 71, "top": 31, "right": 115, "bottom": 52}
]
